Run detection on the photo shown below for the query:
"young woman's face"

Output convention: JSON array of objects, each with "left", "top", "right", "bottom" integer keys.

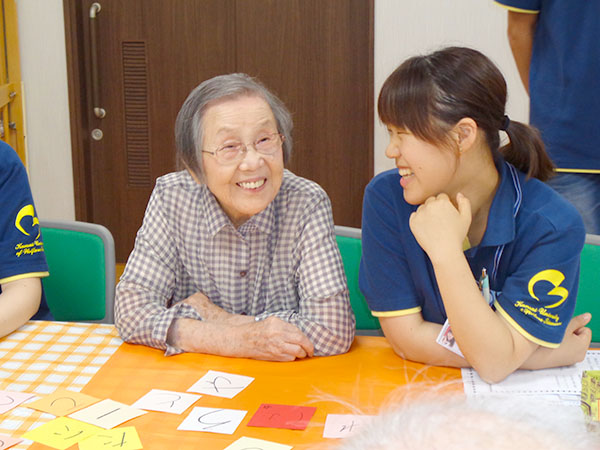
[{"left": 385, "top": 124, "right": 459, "bottom": 205}]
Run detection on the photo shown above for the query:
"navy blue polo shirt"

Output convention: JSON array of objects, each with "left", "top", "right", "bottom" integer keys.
[
  {"left": 495, "top": 0, "right": 600, "bottom": 171},
  {"left": 0, "top": 142, "right": 52, "bottom": 320},
  {"left": 360, "top": 160, "right": 585, "bottom": 347}
]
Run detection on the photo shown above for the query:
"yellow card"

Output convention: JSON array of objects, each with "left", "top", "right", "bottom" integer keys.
[
  {"left": 26, "top": 389, "right": 100, "bottom": 416},
  {"left": 79, "top": 427, "right": 143, "bottom": 450},
  {"left": 22, "top": 417, "right": 102, "bottom": 450}
]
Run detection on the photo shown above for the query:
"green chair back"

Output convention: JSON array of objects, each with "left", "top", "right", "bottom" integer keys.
[
  {"left": 574, "top": 234, "right": 600, "bottom": 343},
  {"left": 40, "top": 221, "right": 115, "bottom": 323},
  {"left": 335, "top": 226, "right": 381, "bottom": 332}
]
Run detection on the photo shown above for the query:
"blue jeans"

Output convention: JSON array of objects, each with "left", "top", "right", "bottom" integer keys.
[{"left": 546, "top": 172, "right": 600, "bottom": 235}]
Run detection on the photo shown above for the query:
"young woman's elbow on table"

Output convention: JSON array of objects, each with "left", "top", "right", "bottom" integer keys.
[
  {"left": 473, "top": 351, "right": 541, "bottom": 384},
  {"left": 461, "top": 322, "right": 541, "bottom": 384},
  {"left": 472, "top": 362, "right": 517, "bottom": 385},
  {"left": 376, "top": 312, "right": 531, "bottom": 383},
  {"left": 378, "top": 314, "right": 468, "bottom": 368},
  {"left": 379, "top": 314, "right": 433, "bottom": 362}
]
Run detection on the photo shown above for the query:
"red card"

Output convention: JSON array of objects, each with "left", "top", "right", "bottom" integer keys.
[{"left": 247, "top": 403, "right": 316, "bottom": 430}]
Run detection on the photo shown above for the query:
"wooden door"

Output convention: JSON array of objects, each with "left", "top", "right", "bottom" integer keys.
[
  {"left": 64, "top": 0, "right": 373, "bottom": 262},
  {"left": 0, "top": 0, "right": 26, "bottom": 163}
]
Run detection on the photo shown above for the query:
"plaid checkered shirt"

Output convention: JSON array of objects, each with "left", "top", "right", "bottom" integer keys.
[{"left": 115, "top": 169, "right": 355, "bottom": 356}]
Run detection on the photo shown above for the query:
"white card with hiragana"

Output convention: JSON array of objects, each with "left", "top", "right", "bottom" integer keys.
[
  {"left": 69, "top": 399, "right": 147, "bottom": 429},
  {"left": 177, "top": 407, "right": 247, "bottom": 434},
  {"left": 187, "top": 370, "right": 254, "bottom": 399},
  {"left": 323, "top": 414, "right": 375, "bottom": 438},
  {"left": 130, "top": 389, "right": 201, "bottom": 414}
]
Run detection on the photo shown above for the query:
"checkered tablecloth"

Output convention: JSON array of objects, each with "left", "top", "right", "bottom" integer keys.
[{"left": 0, "top": 320, "right": 122, "bottom": 449}]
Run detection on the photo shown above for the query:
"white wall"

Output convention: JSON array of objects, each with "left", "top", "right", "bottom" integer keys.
[
  {"left": 17, "top": 0, "right": 75, "bottom": 221},
  {"left": 17, "top": 0, "right": 528, "bottom": 215},
  {"left": 374, "top": 0, "right": 529, "bottom": 174}
]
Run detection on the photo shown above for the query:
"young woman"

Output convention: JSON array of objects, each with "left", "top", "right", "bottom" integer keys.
[
  {"left": 0, "top": 141, "right": 52, "bottom": 337},
  {"left": 359, "top": 47, "right": 591, "bottom": 383}
]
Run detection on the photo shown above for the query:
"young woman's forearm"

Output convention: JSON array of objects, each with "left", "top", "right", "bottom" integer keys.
[
  {"left": 431, "top": 253, "right": 536, "bottom": 383},
  {"left": 379, "top": 314, "right": 469, "bottom": 368}
]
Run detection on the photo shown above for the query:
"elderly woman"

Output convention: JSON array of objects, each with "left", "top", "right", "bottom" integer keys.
[{"left": 115, "top": 74, "right": 355, "bottom": 360}]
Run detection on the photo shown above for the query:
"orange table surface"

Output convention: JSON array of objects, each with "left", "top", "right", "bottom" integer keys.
[{"left": 32, "top": 336, "right": 462, "bottom": 450}]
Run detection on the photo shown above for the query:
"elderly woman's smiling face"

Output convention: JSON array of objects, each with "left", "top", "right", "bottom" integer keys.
[{"left": 200, "top": 95, "right": 284, "bottom": 227}]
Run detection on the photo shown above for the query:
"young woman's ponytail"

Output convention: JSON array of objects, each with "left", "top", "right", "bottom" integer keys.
[{"left": 501, "top": 118, "right": 555, "bottom": 181}]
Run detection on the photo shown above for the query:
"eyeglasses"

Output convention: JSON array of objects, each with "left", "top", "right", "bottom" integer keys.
[{"left": 202, "top": 132, "right": 285, "bottom": 164}]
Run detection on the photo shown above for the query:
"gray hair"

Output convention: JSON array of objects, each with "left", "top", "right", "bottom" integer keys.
[
  {"left": 339, "top": 393, "right": 598, "bottom": 450},
  {"left": 175, "top": 73, "right": 293, "bottom": 180}
]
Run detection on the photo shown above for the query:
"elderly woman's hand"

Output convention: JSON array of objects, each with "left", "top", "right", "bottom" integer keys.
[
  {"left": 168, "top": 315, "right": 314, "bottom": 360},
  {"left": 234, "top": 316, "right": 314, "bottom": 361}
]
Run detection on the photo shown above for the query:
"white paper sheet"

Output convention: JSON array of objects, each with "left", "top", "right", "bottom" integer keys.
[{"left": 462, "top": 350, "right": 600, "bottom": 403}]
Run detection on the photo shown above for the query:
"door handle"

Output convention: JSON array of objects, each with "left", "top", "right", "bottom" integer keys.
[{"left": 89, "top": 2, "right": 106, "bottom": 119}]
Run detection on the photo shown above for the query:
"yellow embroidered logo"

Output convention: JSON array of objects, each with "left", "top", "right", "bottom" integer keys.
[
  {"left": 513, "top": 269, "right": 568, "bottom": 327},
  {"left": 15, "top": 204, "right": 40, "bottom": 238},
  {"left": 14, "top": 204, "right": 44, "bottom": 257},
  {"left": 527, "top": 269, "right": 569, "bottom": 309}
]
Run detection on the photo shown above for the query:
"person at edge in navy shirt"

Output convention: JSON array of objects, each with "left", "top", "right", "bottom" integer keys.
[
  {"left": 496, "top": 0, "right": 600, "bottom": 235},
  {"left": 0, "top": 141, "right": 52, "bottom": 337},
  {"left": 359, "top": 47, "right": 591, "bottom": 384}
]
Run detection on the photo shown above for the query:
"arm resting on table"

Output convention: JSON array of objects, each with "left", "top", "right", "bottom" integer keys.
[
  {"left": 0, "top": 277, "right": 42, "bottom": 337},
  {"left": 255, "top": 291, "right": 355, "bottom": 357},
  {"left": 521, "top": 313, "right": 592, "bottom": 370},
  {"left": 380, "top": 307, "right": 591, "bottom": 384},
  {"left": 379, "top": 313, "right": 469, "bottom": 368},
  {"left": 171, "top": 290, "right": 353, "bottom": 359},
  {"left": 167, "top": 315, "right": 314, "bottom": 362}
]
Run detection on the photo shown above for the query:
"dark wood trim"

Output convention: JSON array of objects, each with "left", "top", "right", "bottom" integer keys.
[
  {"left": 63, "top": 0, "right": 90, "bottom": 221},
  {"left": 367, "top": 0, "right": 375, "bottom": 178}
]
